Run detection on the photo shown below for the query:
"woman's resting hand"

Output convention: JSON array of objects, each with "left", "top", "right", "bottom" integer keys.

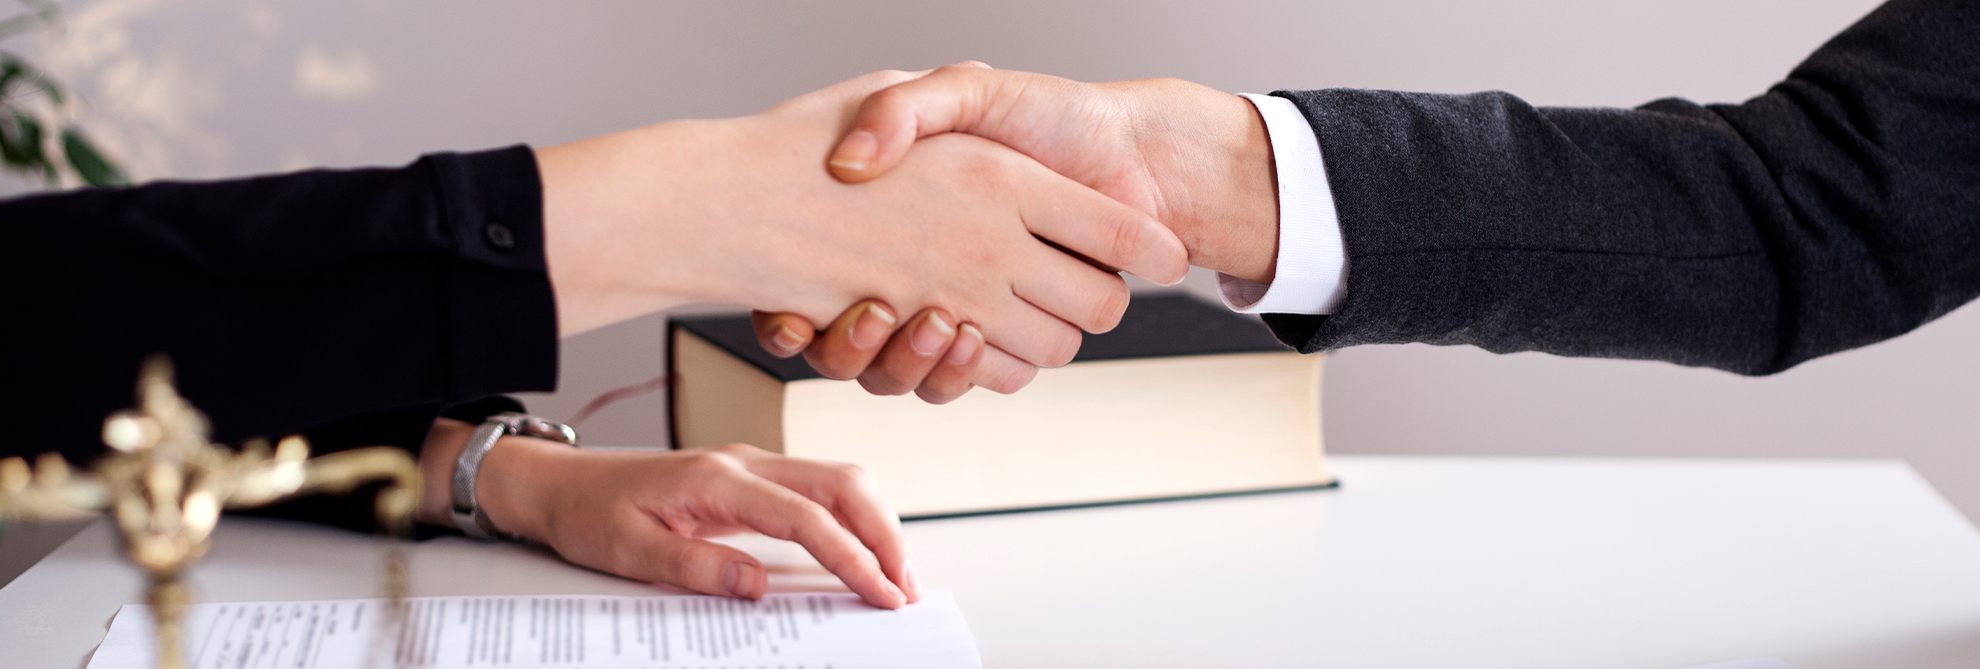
[{"left": 417, "top": 418, "right": 917, "bottom": 609}]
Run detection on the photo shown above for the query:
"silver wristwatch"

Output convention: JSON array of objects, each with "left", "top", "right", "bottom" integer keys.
[{"left": 450, "top": 412, "right": 579, "bottom": 541}]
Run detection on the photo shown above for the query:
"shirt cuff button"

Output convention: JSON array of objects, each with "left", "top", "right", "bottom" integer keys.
[{"left": 483, "top": 222, "right": 517, "bottom": 250}]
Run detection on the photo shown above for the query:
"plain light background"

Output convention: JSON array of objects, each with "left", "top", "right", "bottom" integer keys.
[{"left": 7, "top": 0, "right": 1975, "bottom": 536}]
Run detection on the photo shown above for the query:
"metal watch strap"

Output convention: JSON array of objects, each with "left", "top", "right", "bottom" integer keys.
[{"left": 449, "top": 412, "right": 578, "bottom": 541}]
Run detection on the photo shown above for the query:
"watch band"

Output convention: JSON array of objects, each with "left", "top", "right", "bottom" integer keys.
[{"left": 449, "top": 412, "right": 578, "bottom": 541}]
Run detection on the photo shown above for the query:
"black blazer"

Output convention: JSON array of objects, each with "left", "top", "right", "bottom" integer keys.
[
  {"left": 1265, "top": 0, "right": 1979, "bottom": 376},
  {"left": 2, "top": 146, "right": 558, "bottom": 466}
]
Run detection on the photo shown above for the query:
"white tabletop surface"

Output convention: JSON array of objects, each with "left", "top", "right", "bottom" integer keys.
[{"left": 6, "top": 455, "right": 1980, "bottom": 669}]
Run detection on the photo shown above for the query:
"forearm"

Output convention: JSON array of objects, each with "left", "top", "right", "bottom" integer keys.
[
  {"left": 1273, "top": 0, "right": 1980, "bottom": 373},
  {"left": 537, "top": 120, "right": 730, "bottom": 336}
]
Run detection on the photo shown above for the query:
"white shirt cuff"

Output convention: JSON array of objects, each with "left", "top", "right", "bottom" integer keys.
[{"left": 1219, "top": 93, "right": 1347, "bottom": 316}]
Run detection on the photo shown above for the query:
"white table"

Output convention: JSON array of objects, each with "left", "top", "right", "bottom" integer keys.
[{"left": 6, "top": 456, "right": 1980, "bottom": 669}]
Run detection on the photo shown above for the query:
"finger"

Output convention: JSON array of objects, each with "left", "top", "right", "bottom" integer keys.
[
  {"left": 857, "top": 308, "right": 958, "bottom": 396},
  {"left": 828, "top": 62, "right": 1012, "bottom": 183},
  {"left": 725, "top": 447, "right": 919, "bottom": 604},
  {"left": 914, "top": 322, "right": 984, "bottom": 404},
  {"left": 598, "top": 514, "right": 770, "bottom": 600},
  {"left": 970, "top": 343, "right": 1038, "bottom": 394},
  {"left": 751, "top": 311, "right": 816, "bottom": 359},
  {"left": 1018, "top": 172, "right": 1189, "bottom": 288},
  {"left": 973, "top": 289, "right": 1085, "bottom": 368},
  {"left": 1013, "top": 245, "right": 1133, "bottom": 335},
  {"left": 801, "top": 300, "right": 899, "bottom": 380},
  {"left": 716, "top": 465, "right": 908, "bottom": 609}
]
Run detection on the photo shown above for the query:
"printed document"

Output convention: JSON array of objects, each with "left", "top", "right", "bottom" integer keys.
[{"left": 87, "top": 590, "right": 980, "bottom": 669}]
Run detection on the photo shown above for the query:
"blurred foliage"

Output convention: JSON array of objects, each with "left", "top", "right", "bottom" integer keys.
[{"left": 0, "top": 0, "right": 125, "bottom": 188}]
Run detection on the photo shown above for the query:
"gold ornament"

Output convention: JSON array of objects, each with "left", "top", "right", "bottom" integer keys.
[{"left": 0, "top": 355, "right": 419, "bottom": 669}]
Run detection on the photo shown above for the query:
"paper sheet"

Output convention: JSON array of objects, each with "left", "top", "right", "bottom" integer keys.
[{"left": 87, "top": 590, "right": 980, "bottom": 669}]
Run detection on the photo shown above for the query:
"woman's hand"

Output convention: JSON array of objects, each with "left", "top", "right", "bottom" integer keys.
[
  {"left": 752, "top": 301, "right": 1032, "bottom": 404},
  {"left": 417, "top": 419, "right": 917, "bottom": 609}
]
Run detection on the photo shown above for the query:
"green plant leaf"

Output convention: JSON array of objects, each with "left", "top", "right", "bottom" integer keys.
[
  {"left": 63, "top": 127, "right": 124, "bottom": 186},
  {"left": 0, "top": 114, "right": 57, "bottom": 182},
  {"left": 0, "top": 57, "right": 26, "bottom": 101},
  {"left": 0, "top": 112, "right": 49, "bottom": 175},
  {"left": 0, "top": 53, "right": 61, "bottom": 108},
  {"left": 0, "top": 117, "right": 24, "bottom": 166}
]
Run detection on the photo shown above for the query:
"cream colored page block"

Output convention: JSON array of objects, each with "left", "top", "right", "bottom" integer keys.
[
  {"left": 672, "top": 330, "right": 787, "bottom": 453},
  {"left": 784, "top": 352, "right": 1326, "bottom": 516}
]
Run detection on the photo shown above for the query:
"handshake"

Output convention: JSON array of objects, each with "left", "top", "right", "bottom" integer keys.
[{"left": 538, "top": 63, "right": 1286, "bottom": 400}]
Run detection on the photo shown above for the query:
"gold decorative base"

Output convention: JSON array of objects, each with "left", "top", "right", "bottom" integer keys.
[{"left": 0, "top": 355, "right": 419, "bottom": 669}]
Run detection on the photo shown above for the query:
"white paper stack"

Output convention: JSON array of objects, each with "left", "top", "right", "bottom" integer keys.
[{"left": 88, "top": 590, "right": 981, "bottom": 669}]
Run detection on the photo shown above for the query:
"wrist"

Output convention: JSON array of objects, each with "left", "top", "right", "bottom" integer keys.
[
  {"left": 537, "top": 121, "right": 725, "bottom": 336},
  {"left": 1132, "top": 82, "right": 1279, "bottom": 284},
  {"left": 469, "top": 435, "right": 574, "bottom": 543},
  {"left": 415, "top": 416, "right": 576, "bottom": 543}
]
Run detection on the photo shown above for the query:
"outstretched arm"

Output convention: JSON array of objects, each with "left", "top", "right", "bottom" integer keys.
[
  {"left": 2, "top": 68, "right": 1189, "bottom": 460},
  {"left": 806, "top": 0, "right": 1980, "bottom": 377}
]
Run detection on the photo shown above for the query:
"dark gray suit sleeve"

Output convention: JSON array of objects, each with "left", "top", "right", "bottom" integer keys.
[{"left": 1262, "top": 0, "right": 1980, "bottom": 375}]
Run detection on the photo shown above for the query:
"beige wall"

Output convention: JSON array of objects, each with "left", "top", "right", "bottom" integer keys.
[{"left": 21, "top": 0, "right": 1977, "bottom": 524}]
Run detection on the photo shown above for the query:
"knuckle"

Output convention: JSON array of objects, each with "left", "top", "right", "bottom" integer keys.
[
  {"left": 866, "top": 68, "right": 916, "bottom": 87},
  {"left": 784, "top": 500, "right": 839, "bottom": 537},
  {"left": 682, "top": 449, "right": 742, "bottom": 475},
  {"left": 715, "top": 442, "right": 762, "bottom": 457},
  {"left": 827, "top": 462, "right": 875, "bottom": 489},
  {"left": 669, "top": 543, "right": 731, "bottom": 584},
  {"left": 1086, "top": 280, "right": 1130, "bottom": 333},
  {"left": 1037, "top": 329, "right": 1080, "bottom": 368},
  {"left": 1109, "top": 214, "right": 1153, "bottom": 265},
  {"left": 864, "top": 81, "right": 920, "bottom": 113},
  {"left": 988, "top": 363, "right": 1039, "bottom": 393}
]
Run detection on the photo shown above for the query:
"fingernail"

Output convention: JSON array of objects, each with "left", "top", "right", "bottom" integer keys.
[
  {"left": 829, "top": 129, "right": 878, "bottom": 173},
  {"left": 724, "top": 561, "right": 764, "bottom": 599},
  {"left": 946, "top": 324, "right": 983, "bottom": 366},
  {"left": 850, "top": 302, "right": 896, "bottom": 350},
  {"left": 909, "top": 312, "right": 954, "bottom": 357},
  {"left": 903, "top": 561, "right": 922, "bottom": 600},
  {"left": 770, "top": 323, "right": 806, "bottom": 356}
]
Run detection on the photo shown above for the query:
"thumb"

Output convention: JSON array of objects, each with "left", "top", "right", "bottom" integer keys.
[{"left": 827, "top": 61, "right": 997, "bottom": 183}]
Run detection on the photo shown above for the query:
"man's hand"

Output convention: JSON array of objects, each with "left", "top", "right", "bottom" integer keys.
[
  {"left": 752, "top": 65, "right": 1286, "bottom": 401},
  {"left": 828, "top": 63, "right": 1282, "bottom": 283}
]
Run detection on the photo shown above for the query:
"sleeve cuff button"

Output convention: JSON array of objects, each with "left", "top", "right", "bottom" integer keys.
[{"left": 483, "top": 222, "right": 517, "bottom": 250}]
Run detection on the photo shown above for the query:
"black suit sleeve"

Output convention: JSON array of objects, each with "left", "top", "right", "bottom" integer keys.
[
  {"left": 232, "top": 396, "right": 525, "bottom": 536},
  {"left": 1264, "top": 0, "right": 1980, "bottom": 375},
  {"left": 1, "top": 145, "right": 558, "bottom": 465}
]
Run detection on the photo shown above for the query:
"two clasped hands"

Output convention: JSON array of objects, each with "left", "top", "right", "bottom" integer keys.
[{"left": 412, "top": 65, "right": 1285, "bottom": 609}]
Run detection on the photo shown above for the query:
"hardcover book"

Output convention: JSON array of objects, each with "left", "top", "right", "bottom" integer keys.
[{"left": 668, "top": 293, "right": 1332, "bottom": 518}]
